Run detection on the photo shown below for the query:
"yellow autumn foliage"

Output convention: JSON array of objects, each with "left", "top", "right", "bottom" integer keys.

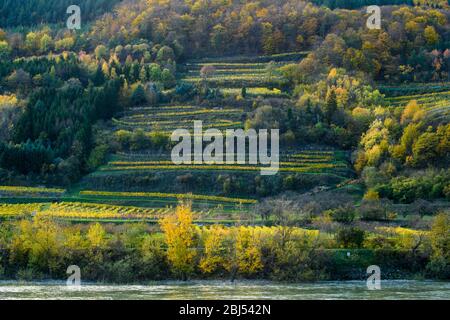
[{"left": 160, "top": 203, "right": 197, "bottom": 278}]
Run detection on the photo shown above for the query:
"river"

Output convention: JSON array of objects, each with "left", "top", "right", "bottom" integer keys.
[{"left": 0, "top": 280, "right": 449, "bottom": 300}]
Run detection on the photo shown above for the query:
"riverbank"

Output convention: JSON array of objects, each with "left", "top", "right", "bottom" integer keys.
[
  {"left": 0, "top": 280, "right": 449, "bottom": 300},
  {"left": 1, "top": 208, "right": 449, "bottom": 282}
]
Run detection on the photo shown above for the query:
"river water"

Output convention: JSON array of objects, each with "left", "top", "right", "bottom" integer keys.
[{"left": 0, "top": 280, "right": 449, "bottom": 300}]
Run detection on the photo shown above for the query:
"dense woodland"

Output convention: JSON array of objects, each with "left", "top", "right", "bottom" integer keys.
[
  {"left": 0, "top": 0, "right": 122, "bottom": 28},
  {"left": 311, "top": 0, "right": 449, "bottom": 9}
]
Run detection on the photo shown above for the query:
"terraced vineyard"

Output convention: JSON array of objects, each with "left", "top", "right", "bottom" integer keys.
[
  {"left": 41, "top": 203, "right": 170, "bottom": 221},
  {"left": 221, "top": 87, "right": 288, "bottom": 98},
  {"left": 98, "top": 151, "right": 349, "bottom": 175},
  {"left": 78, "top": 148, "right": 352, "bottom": 213},
  {"left": 181, "top": 54, "right": 300, "bottom": 97},
  {"left": 379, "top": 82, "right": 450, "bottom": 96},
  {"left": 75, "top": 54, "right": 352, "bottom": 221},
  {"left": 0, "top": 186, "right": 66, "bottom": 198},
  {"left": 0, "top": 203, "right": 43, "bottom": 218},
  {"left": 0, "top": 200, "right": 250, "bottom": 223},
  {"left": 0, "top": 202, "right": 190, "bottom": 222},
  {"left": 1, "top": 53, "right": 353, "bottom": 223},
  {"left": 65, "top": 82, "right": 266, "bottom": 217},
  {"left": 112, "top": 104, "right": 245, "bottom": 134},
  {"left": 385, "top": 88, "right": 450, "bottom": 124}
]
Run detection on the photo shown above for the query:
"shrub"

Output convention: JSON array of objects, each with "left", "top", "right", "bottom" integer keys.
[
  {"left": 87, "top": 144, "right": 109, "bottom": 171},
  {"left": 363, "top": 189, "right": 380, "bottom": 201},
  {"left": 326, "top": 205, "right": 356, "bottom": 224},
  {"left": 336, "top": 227, "right": 365, "bottom": 248},
  {"left": 175, "top": 82, "right": 197, "bottom": 101},
  {"left": 364, "top": 235, "right": 396, "bottom": 250},
  {"left": 427, "top": 213, "right": 450, "bottom": 279},
  {"left": 358, "top": 200, "right": 387, "bottom": 221}
]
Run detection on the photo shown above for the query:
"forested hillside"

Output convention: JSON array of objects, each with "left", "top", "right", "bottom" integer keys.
[
  {"left": 0, "top": 0, "right": 449, "bottom": 282},
  {"left": 311, "top": 0, "right": 449, "bottom": 9},
  {"left": 0, "top": 0, "right": 122, "bottom": 27}
]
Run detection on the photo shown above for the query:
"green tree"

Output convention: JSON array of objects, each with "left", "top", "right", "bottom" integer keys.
[
  {"left": 161, "top": 69, "right": 175, "bottom": 88},
  {"left": 427, "top": 213, "right": 450, "bottom": 278},
  {"left": 241, "top": 87, "right": 247, "bottom": 98},
  {"left": 95, "top": 45, "right": 108, "bottom": 60},
  {"left": 39, "top": 34, "right": 52, "bottom": 52},
  {"left": 325, "top": 89, "right": 338, "bottom": 124},
  {"left": 156, "top": 46, "right": 175, "bottom": 63},
  {"left": 424, "top": 26, "right": 439, "bottom": 46},
  {"left": 336, "top": 227, "right": 365, "bottom": 248},
  {"left": 131, "top": 85, "right": 147, "bottom": 106},
  {"left": 0, "top": 40, "right": 11, "bottom": 59},
  {"left": 412, "top": 130, "right": 439, "bottom": 167}
]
